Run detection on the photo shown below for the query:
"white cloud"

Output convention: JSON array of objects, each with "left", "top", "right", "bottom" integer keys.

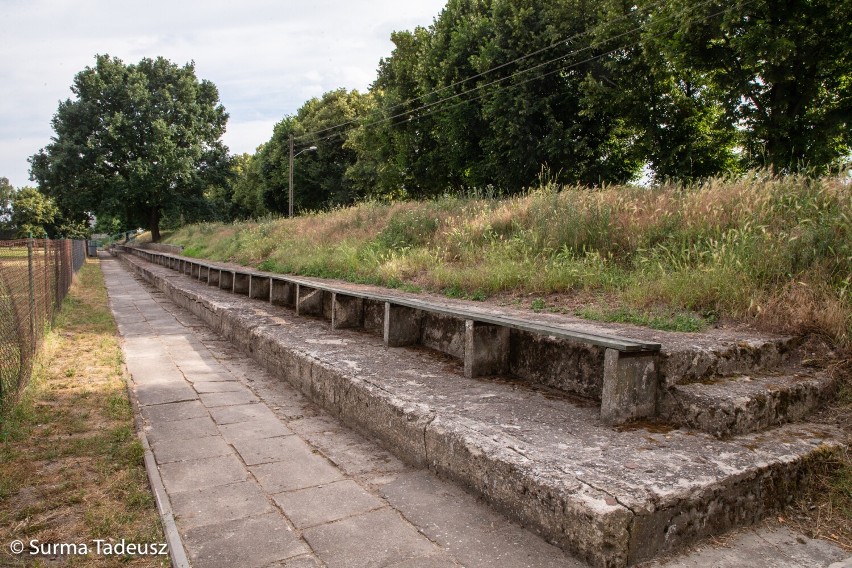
[{"left": 0, "top": 0, "right": 447, "bottom": 188}]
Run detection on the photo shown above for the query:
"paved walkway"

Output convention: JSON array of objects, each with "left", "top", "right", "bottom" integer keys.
[
  {"left": 102, "top": 255, "right": 583, "bottom": 568},
  {"left": 101, "top": 255, "right": 849, "bottom": 568}
]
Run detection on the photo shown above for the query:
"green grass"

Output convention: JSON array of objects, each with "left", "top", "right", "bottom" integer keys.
[
  {"left": 576, "top": 306, "right": 713, "bottom": 332},
  {"left": 165, "top": 173, "right": 851, "bottom": 344},
  {"left": 0, "top": 260, "right": 168, "bottom": 567}
]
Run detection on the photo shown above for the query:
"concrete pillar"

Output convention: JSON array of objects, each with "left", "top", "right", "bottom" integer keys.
[
  {"left": 464, "top": 320, "right": 510, "bottom": 378},
  {"left": 219, "top": 270, "right": 234, "bottom": 292},
  {"left": 296, "top": 284, "right": 323, "bottom": 316},
  {"left": 384, "top": 303, "right": 422, "bottom": 347},
  {"left": 250, "top": 275, "right": 271, "bottom": 301},
  {"left": 332, "top": 293, "right": 363, "bottom": 329},
  {"left": 600, "top": 349, "right": 658, "bottom": 425},
  {"left": 271, "top": 279, "right": 295, "bottom": 307},
  {"left": 201, "top": 266, "right": 210, "bottom": 283},
  {"left": 233, "top": 273, "right": 250, "bottom": 295}
]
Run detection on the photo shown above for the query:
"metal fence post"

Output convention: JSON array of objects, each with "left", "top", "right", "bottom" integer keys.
[{"left": 27, "top": 236, "right": 36, "bottom": 353}]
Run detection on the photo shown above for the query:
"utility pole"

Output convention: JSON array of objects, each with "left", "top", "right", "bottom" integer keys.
[
  {"left": 288, "top": 135, "right": 317, "bottom": 218},
  {"left": 288, "top": 134, "right": 295, "bottom": 218}
]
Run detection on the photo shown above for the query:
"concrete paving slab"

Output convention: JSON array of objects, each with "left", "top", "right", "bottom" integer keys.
[
  {"left": 380, "top": 471, "right": 578, "bottom": 568},
  {"left": 183, "top": 370, "right": 240, "bottom": 383},
  {"left": 118, "top": 322, "right": 154, "bottom": 336},
  {"left": 250, "top": 452, "right": 344, "bottom": 493},
  {"left": 264, "top": 555, "right": 324, "bottom": 568},
  {"left": 217, "top": 417, "right": 294, "bottom": 444},
  {"left": 272, "top": 480, "right": 385, "bottom": 529},
  {"left": 142, "top": 400, "right": 209, "bottom": 423},
  {"left": 145, "top": 415, "right": 219, "bottom": 445},
  {"left": 169, "top": 481, "right": 276, "bottom": 530},
  {"left": 384, "top": 555, "right": 461, "bottom": 568},
  {"left": 199, "top": 389, "right": 259, "bottom": 407},
  {"left": 134, "top": 381, "right": 198, "bottom": 406},
  {"left": 644, "top": 526, "right": 846, "bottom": 568},
  {"left": 181, "top": 512, "right": 309, "bottom": 568},
  {"left": 302, "top": 508, "right": 439, "bottom": 568},
  {"left": 151, "top": 435, "right": 233, "bottom": 465},
  {"left": 209, "top": 403, "right": 278, "bottom": 425},
  {"left": 126, "top": 365, "right": 187, "bottom": 385},
  {"left": 159, "top": 454, "right": 249, "bottom": 494},
  {"left": 191, "top": 380, "right": 247, "bottom": 393},
  {"left": 296, "top": 426, "right": 409, "bottom": 479},
  {"left": 231, "top": 435, "right": 304, "bottom": 466}
]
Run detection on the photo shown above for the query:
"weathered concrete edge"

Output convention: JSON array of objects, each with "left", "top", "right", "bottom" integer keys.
[
  {"left": 116, "top": 253, "right": 840, "bottom": 568},
  {"left": 118, "top": 354, "right": 191, "bottom": 568},
  {"left": 117, "top": 252, "right": 635, "bottom": 567}
]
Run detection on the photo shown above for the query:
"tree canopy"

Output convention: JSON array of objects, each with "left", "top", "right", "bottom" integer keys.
[
  {"left": 30, "top": 55, "right": 230, "bottom": 241},
  {"left": 287, "top": 0, "right": 849, "bottom": 198}
]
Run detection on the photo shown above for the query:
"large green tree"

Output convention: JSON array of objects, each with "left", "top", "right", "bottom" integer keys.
[
  {"left": 9, "top": 187, "right": 59, "bottom": 238},
  {"left": 260, "top": 89, "right": 372, "bottom": 215},
  {"left": 30, "top": 55, "right": 229, "bottom": 241},
  {"left": 0, "top": 177, "right": 13, "bottom": 228},
  {"left": 652, "top": 0, "right": 852, "bottom": 171}
]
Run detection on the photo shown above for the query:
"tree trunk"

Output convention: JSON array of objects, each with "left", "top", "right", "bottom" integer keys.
[{"left": 150, "top": 208, "right": 161, "bottom": 243}]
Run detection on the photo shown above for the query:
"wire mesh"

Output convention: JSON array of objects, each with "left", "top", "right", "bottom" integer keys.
[{"left": 0, "top": 239, "right": 86, "bottom": 406}]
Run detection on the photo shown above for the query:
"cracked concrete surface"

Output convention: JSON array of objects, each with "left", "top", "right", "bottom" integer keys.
[{"left": 105, "top": 253, "right": 848, "bottom": 568}]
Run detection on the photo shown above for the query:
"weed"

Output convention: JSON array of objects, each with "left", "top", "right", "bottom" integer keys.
[
  {"left": 164, "top": 172, "right": 851, "bottom": 345},
  {"left": 577, "top": 306, "right": 709, "bottom": 332},
  {"left": 0, "top": 261, "right": 167, "bottom": 567}
]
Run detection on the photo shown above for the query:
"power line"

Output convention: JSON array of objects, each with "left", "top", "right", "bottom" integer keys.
[
  {"left": 298, "top": 0, "right": 749, "bottom": 148},
  {"left": 294, "top": 0, "right": 672, "bottom": 143}
]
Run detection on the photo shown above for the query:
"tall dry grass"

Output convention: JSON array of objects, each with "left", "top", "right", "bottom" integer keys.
[{"left": 168, "top": 173, "right": 851, "bottom": 344}]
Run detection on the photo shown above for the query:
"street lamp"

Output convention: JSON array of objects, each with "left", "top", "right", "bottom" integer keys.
[{"left": 289, "top": 134, "right": 318, "bottom": 218}]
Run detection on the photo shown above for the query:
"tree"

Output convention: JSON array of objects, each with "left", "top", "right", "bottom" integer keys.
[
  {"left": 0, "top": 177, "right": 13, "bottom": 227},
  {"left": 30, "top": 55, "right": 229, "bottom": 241},
  {"left": 347, "top": 28, "right": 440, "bottom": 199},
  {"left": 258, "top": 89, "right": 372, "bottom": 215},
  {"left": 10, "top": 187, "right": 58, "bottom": 238},
  {"left": 230, "top": 151, "right": 268, "bottom": 218},
  {"left": 651, "top": 0, "right": 852, "bottom": 171},
  {"left": 582, "top": 0, "right": 737, "bottom": 182}
]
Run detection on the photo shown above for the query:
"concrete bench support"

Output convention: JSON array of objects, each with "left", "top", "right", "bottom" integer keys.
[
  {"left": 190, "top": 263, "right": 200, "bottom": 279},
  {"left": 296, "top": 285, "right": 324, "bottom": 316},
  {"left": 219, "top": 270, "right": 234, "bottom": 292},
  {"left": 233, "top": 273, "right": 250, "bottom": 295},
  {"left": 600, "top": 349, "right": 658, "bottom": 425},
  {"left": 384, "top": 303, "right": 423, "bottom": 347},
  {"left": 331, "top": 293, "right": 363, "bottom": 329},
  {"left": 183, "top": 261, "right": 192, "bottom": 276},
  {"left": 249, "top": 275, "right": 271, "bottom": 301},
  {"left": 200, "top": 266, "right": 210, "bottom": 282},
  {"left": 464, "top": 320, "right": 510, "bottom": 378},
  {"left": 271, "top": 279, "right": 295, "bottom": 307}
]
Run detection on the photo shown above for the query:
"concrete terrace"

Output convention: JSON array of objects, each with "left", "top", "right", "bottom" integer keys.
[{"left": 104, "top": 249, "right": 849, "bottom": 568}]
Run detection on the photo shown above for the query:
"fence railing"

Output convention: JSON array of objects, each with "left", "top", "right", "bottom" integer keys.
[{"left": 0, "top": 239, "right": 87, "bottom": 406}]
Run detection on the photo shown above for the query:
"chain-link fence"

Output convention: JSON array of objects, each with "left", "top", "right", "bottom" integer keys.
[{"left": 0, "top": 239, "right": 87, "bottom": 406}]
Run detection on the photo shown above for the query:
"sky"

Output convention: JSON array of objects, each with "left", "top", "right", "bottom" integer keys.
[{"left": 0, "top": 0, "right": 449, "bottom": 188}]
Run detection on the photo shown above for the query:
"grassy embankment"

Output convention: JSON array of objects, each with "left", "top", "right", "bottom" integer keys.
[
  {"left": 168, "top": 173, "right": 850, "bottom": 343},
  {"left": 0, "top": 260, "right": 167, "bottom": 567},
  {"left": 166, "top": 173, "right": 852, "bottom": 547}
]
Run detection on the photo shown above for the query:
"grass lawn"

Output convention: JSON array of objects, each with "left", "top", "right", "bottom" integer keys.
[{"left": 0, "top": 259, "right": 168, "bottom": 567}]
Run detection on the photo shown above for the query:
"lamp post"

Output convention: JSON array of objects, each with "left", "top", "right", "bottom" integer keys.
[{"left": 288, "top": 134, "right": 317, "bottom": 218}]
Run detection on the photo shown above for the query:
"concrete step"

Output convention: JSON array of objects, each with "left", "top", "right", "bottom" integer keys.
[
  {"left": 116, "top": 251, "right": 845, "bottom": 568},
  {"left": 658, "top": 370, "right": 836, "bottom": 438}
]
